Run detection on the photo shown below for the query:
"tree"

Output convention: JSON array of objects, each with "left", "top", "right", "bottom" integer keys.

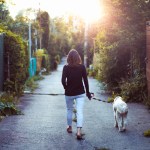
[
  {"left": 48, "top": 16, "right": 72, "bottom": 69},
  {"left": 92, "top": 0, "right": 150, "bottom": 102},
  {"left": 0, "top": 0, "right": 13, "bottom": 25},
  {"left": 37, "top": 11, "right": 50, "bottom": 50}
]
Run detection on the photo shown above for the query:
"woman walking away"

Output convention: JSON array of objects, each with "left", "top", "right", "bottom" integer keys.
[{"left": 61, "top": 49, "right": 92, "bottom": 140}]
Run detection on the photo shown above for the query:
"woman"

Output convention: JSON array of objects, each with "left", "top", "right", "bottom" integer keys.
[{"left": 61, "top": 49, "right": 91, "bottom": 140}]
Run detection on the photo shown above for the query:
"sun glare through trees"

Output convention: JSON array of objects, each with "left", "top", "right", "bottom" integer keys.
[{"left": 7, "top": 0, "right": 104, "bottom": 23}]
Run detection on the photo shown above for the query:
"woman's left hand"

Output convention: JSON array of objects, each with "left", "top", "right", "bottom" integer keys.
[{"left": 86, "top": 92, "right": 94, "bottom": 100}]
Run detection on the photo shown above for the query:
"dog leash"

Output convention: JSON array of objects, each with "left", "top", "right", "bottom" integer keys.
[
  {"left": 89, "top": 92, "right": 110, "bottom": 103},
  {"left": 92, "top": 97, "right": 110, "bottom": 103}
]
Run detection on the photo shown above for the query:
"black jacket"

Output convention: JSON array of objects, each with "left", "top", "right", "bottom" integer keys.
[{"left": 61, "top": 64, "right": 89, "bottom": 96}]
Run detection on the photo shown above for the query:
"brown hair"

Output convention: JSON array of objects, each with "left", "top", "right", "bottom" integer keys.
[{"left": 67, "top": 49, "right": 82, "bottom": 66}]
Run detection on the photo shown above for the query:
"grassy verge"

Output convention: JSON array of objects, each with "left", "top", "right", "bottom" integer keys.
[
  {"left": 0, "top": 92, "right": 22, "bottom": 120},
  {"left": 24, "top": 75, "right": 44, "bottom": 92}
]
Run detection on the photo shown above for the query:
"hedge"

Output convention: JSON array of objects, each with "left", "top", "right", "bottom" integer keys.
[{"left": 0, "top": 26, "right": 29, "bottom": 97}]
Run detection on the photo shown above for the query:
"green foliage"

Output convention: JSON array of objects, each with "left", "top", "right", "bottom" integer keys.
[
  {"left": 9, "top": 16, "right": 29, "bottom": 40},
  {"left": 37, "top": 11, "right": 50, "bottom": 50},
  {"left": 87, "top": 67, "right": 97, "bottom": 77},
  {"left": 0, "top": 26, "right": 29, "bottom": 97},
  {"left": 0, "top": 92, "right": 14, "bottom": 103},
  {"left": 0, "top": 101, "right": 22, "bottom": 116},
  {"left": 25, "top": 75, "right": 44, "bottom": 92},
  {"left": 91, "top": 0, "right": 150, "bottom": 103},
  {"left": 93, "top": 30, "right": 122, "bottom": 89},
  {"left": 144, "top": 129, "right": 150, "bottom": 137},
  {"left": 34, "top": 49, "right": 44, "bottom": 57},
  {"left": 34, "top": 49, "right": 50, "bottom": 73},
  {"left": 47, "top": 17, "right": 73, "bottom": 69},
  {"left": 25, "top": 78, "right": 37, "bottom": 92},
  {"left": 32, "top": 75, "right": 44, "bottom": 81},
  {"left": 0, "top": 93, "right": 22, "bottom": 117},
  {"left": 119, "top": 71, "right": 147, "bottom": 102},
  {"left": 107, "top": 92, "right": 117, "bottom": 103},
  {"left": 0, "top": 1, "right": 10, "bottom": 24}
]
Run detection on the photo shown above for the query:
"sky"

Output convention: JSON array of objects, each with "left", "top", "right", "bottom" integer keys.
[{"left": 7, "top": 0, "right": 103, "bottom": 23}]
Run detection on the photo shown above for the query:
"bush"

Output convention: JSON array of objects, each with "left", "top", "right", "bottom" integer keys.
[
  {"left": 34, "top": 49, "right": 50, "bottom": 73},
  {"left": 1, "top": 27, "right": 29, "bottom": 97},
  {"left": 0, "top": 93, "right": 22, "bottom": 117},
  {"left": 86, "top": 67, "right": 97, "bottom": 77},
  {"left": 119, "top": 71, "right": 147, "bottom": 102},
  {"left": 25, "top": 75, "right": 44, "bottom": 92},
  {"left": 25, "top": 78, "right": 38, "bottom": 92},
  {"left": 0, "top": 92, "right": 14, "bottom": 103},
  {"left": 107, "top": 92, "right": 117, "bottom": 103},
  {"left": 0, "top": 101, "right": 21, "bottom": 116}
]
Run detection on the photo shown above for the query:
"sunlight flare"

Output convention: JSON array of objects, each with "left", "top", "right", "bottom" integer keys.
[
  {"left": 7, "top": 0, "right": 104, "bottom": 23},
  {"left": 69, "top": 0, "right": 103, "bottom": 23}
]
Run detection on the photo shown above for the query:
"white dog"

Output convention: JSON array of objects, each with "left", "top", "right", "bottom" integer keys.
[{"left": 113, "top": 96, "right": 128, "bottom": 132}]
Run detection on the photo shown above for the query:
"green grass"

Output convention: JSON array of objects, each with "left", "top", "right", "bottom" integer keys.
[
  {"left": 144, "top": 129, "right": 150, "bottom": 137},
  {"left": 25, "top": 75, "right": 44, "bottom": 92}
]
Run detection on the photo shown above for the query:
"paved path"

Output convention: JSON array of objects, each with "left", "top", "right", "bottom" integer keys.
[{"left": 0, "top": 57, "right": 150, "bottom": 150}]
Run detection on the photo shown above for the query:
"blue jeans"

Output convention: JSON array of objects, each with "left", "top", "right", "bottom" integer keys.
[{"left": 65, "top": 94, "right": 85, "bottom": 128}]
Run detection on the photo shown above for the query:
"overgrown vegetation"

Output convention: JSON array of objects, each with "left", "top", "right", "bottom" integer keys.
[
  {"left": 0, "top": 26, "right": 29, "bottom": 97},
  {"left": 0, "top": 93, "right": 22, "bottom": 119},
  {"left": 88, "top": 0, "right": 150, "bottom": 104},
  {"left": 0, "top": 101, "right": 22, "bottom": 116},
  {"left": 25, "top": 75, "right": 44, "bottom": 92}
]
